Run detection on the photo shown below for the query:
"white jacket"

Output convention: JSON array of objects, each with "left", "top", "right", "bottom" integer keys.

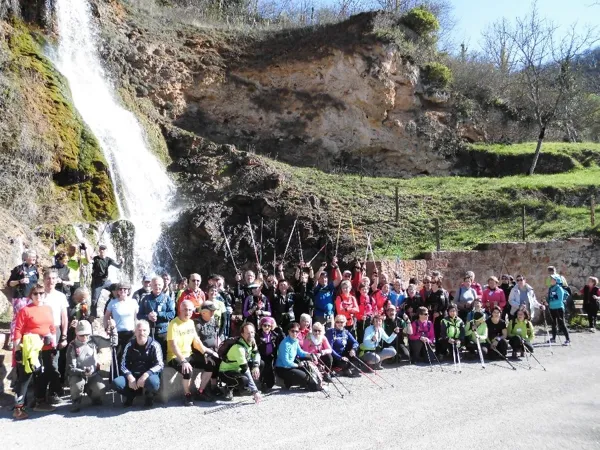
[{"left": 508, "top": 284, "right": 540, "bottom": 319}]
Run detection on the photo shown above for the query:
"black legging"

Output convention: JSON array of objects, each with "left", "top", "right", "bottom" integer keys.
[
  {"left": 487, "top": 339, "right": 508, "bottom": 359},
  {"left": 549, "top": 308, "right": 570, "bottom": 340},
  {"left": 275, "top": 366, "right": 317, "bottom": 390},
  {"left": 383, "top": 338, "right": 410, "bottom": 360},
  {"left": 260, "top": 355, "right": 275, "bottom": 389},
  {"left": 588, "top": 309, "right": 598, "bottom": 329},
  {"left": 465, "top": 341, "right": 489, "bottom": 357},
  {"left": 408, "top": 340, "right": 435, "bottom": 363},
  {"left": 509, "top": 336, "right": 533, "bottom": 353}
]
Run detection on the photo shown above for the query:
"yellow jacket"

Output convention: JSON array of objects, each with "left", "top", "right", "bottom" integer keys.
[{"left": 22, "top": 334, "right": 43, "bottom": 374}]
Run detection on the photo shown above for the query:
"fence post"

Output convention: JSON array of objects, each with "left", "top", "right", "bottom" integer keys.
[
  {"left": 395, "top": 186, "right": 399, "bottom": 223},
  {"left": 522, "top": 205, "right": 526, "bottom": 241},
  {"left": 592, "top": 195, "right": 596, "bottom": 227},
  {"left": 434, "top": 218, "right": 440, "bottom": 251}
]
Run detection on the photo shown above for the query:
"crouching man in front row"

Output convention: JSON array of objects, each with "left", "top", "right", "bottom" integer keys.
[
  {"left": 112, "top": 320, "right": 164, "bottom": 408},
  {"left": 66, "top": 320, "right": 108, "bottom": 412}
]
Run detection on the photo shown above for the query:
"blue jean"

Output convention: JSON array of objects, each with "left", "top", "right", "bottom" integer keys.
[{"left": 112, "top": 373, "right": 160, "bottom": 398}]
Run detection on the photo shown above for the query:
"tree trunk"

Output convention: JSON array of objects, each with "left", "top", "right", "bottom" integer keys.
[{"left": 528, "top": 126, "right": 546, "bottom": 175}]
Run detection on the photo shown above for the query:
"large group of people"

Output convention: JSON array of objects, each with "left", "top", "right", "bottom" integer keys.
[{"left": 6, "top": 242, "right": 598, "bottom": 420}]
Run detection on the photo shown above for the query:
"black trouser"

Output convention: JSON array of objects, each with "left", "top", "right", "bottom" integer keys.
[
  {"left": 435, "top": 339, "right": 453, "bottom": 356},
  {"left": 332, "top": 351, "right": 361, "bottom": 372},
  {"left": 509, "top": 336, "right": 533, "bottom": 353},
  {"left": 587, "top": 308, "right": 598, "bottom": 328},
  {"left": 549, "top": 308, "right": 570, "bottom": 340},
  {"left": 465, "top": 341, "right": 489, "bottom": 357},
  {"left": 37, "top": 348, "right": 63, "bottom": 399},
  {"left": 219, "top": 370, "right": 251, "bottom": 390},
  {"left": 488, "top": 339, "right": 508, "bottom": 359},
  {"left": 356, "top": 317, "right": 372, "bottom": 344},
  {"left": 275, "top": 366, "right": 316, "bottom": 389},
  {"left": 153, "top": 332, "right": 168, "bottom": 361},
  {"left": 191, "top": 349, "right": 220, "bottom": 379},
  {"left": 91, "top": 278, "right": 110, "bottom": 317},
  {"left": 259, "top": 355, "right": 275, "bottom": 389},
  {"left": 383, "top": 338, "right": 410, "bottom": 361},
  {"left": 168, "top": 352, "right": 206, "bottom": 380},
  {"left": 409, "top": 340, "right": 435, "bottom": 363}
]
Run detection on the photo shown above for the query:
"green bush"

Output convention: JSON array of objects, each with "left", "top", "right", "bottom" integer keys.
[
  {"left": 421, "top": 62, "right": 453, "bottom": 89},
  {"left": 400, "top": 6, "right": 439, "bottom": 37}
]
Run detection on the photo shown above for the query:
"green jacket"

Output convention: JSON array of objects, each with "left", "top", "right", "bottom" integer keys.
[
  {"left": 218, "top": 338, "right": 260, "bottom": 373},
  {"left": 465, "top": 320, "right": 488, "bottom": 344},
  {"left": 507, "top": 319, "right": 534, "bottom": 342},
  {"left": 441, "top": 317, "right": 465, "bottom": 341}
]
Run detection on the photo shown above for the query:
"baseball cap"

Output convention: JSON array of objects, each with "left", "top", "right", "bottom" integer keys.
[
  {"left": 99, "top": 244, "right": 107, "bottom": 250},
  {"left": 76, "top": 320, "right": 92, "bottom": 336},
  {"left": 201, "top": 302, "right": 217, "bottom": 312}
]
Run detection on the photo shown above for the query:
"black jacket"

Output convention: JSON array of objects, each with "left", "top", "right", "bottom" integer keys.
[{"left": 120, "top": 337, "right": 164, "bottom": 377}]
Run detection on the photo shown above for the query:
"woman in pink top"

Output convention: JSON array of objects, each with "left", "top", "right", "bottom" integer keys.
[
  {"left": 301, "top": 322, "right": 333, "bottom": 381},
  {"left": 482, "top": 276, "right": 507, "bottom": 313},
  {"left": 408, "top": 306, "right": 436, "bottom": 363}
]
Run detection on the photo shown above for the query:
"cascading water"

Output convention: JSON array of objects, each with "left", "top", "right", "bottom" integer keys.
[{"left": 49, "top": 0, "right": 175, "bottom": 280}]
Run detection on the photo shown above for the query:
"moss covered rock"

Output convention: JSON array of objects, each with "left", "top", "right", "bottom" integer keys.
[{"left": 6, "top": 19, "right": 118, "bottom": 221}]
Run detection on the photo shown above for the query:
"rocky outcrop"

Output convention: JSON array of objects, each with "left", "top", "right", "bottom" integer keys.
[{"left": 94, "top": 8, "right": 460, "bottom": 178}]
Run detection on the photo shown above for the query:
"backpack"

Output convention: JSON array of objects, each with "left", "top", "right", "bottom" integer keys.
[{"left": 217, "top": 337, "right": 241, "bottom": 363}]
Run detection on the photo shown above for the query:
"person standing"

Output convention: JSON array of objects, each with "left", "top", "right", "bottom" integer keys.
[
  {"left": 137, "top": 276, "right": 175, "bottom": 357},
  {"left": 313, "top": 258, "right": 342, "bottom": 325},
  {"left": 508, "top": 275, "right": 540, "bottom": 320},
  {"left": 66, "top": 243, "right": 91, "bottom": 302},
  {"left": 176, "top": 273, "right": 205, "bottom": 319},
  {"left": 104, "top": 281, "right": 139, "bottom": 370},
  {"left": 579, "top": 277, "right": 600, "bottom": 332},
  {"left": 544, "top": 275, "right": 570, "bottom": 345},
  {"left": 90, "top": 244, "right": 123, "bottom": 317},
  {"left": 6, "top": 250, "right": 39, "bottom": 351},
  {"left": 39, "top": 269, "right": 69, "bottom": 402}
]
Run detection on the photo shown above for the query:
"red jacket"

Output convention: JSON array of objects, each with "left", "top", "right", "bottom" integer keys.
[
  {"left": 14, "top": 304, "right": 56, "bottom": 350},
  {"left": 482, "top": 288, "right": 506, "bottom": 311},
  {"left": 335, "top": 294, "right": 359, "bottom": 326},
  {"left": 356, "top": 293, "right": 377, "bottom": 321},
  {"left": 177, "top": 289, "right": 205, "bottom": 319}
]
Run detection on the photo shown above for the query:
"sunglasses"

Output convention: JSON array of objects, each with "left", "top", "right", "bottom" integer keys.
[{"left": 262, "top": 324, "right": 272, "bottom": 327}]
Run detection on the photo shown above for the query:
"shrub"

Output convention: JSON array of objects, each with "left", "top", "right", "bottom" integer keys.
[
  {"left": 400, "top": 6, "right": 439, "bottom": 37},
  {"left": 421, "top": 62, "right": 452, "bottom": 89}
]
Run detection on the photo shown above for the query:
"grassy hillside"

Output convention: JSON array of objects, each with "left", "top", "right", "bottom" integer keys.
[{"left": 266, "top": 150, "right": 599, "bottom": 259}]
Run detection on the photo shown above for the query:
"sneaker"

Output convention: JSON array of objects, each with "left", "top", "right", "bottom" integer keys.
[
  {"left": 563, "top": 340, "right": 571, "bottom": 346},
  {"left": 373, "top": 363, "right": 384, "bottom": 371},
  {"left": 590, "top": 328, "right": 596, "bottom": 333},
  {"left": 223, "top": 389, "right": 234, "bottom": 401},
  {"left": 183, "top": 393, "right": 194, "bottom": 407},
  {"left": 33, "top": 402, "right": 56, "bottom": 412},
  {"left": 546, "top": 338, "right": 556, "bottom": 344},
  {"left": 123, "top": 396, "right": 134, "bottom": 408},
  {"left": 12, "top": 407, "right": 28, "bottom": 420},
  {"left": 47, "top": 394, "right": 62, "bottom": 405},
  {"left": 144, "top": 396, "right": 154, "bottom": 408},
  {"left": 323, "top": 373, "right": 332, "bottom": 383},
  {"left": 196, "top": 390, "right": 215, "bottom": 402},
  {"left": 212, "top": 386, "right": 224, "bottom": 397}
]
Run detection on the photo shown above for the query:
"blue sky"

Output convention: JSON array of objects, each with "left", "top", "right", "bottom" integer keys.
[{"left": 450, "top": 0, "right": 600, "bottom": 50}]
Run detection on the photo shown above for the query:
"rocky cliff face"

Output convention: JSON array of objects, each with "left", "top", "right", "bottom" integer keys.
[{"left": 95, "top": 7, "right": 460, "bottom": 178}]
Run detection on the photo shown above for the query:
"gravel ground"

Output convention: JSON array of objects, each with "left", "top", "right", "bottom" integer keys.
[{"left": 1, "top": 331, "right": 599, "bottom": 450}]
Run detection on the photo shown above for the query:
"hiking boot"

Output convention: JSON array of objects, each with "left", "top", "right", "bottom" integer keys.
[
  {"left": 183, "top": 393, "right": 194, "bottom": 407},
  {"left": 323, "top": 373, "right": 332, "bottom": 383},
  {"left": 223, "top": 389, "right": 234, "bottom": 401},
  {"left": 70, "top": 399, "right": 81, "bottom": 413},
  {"left": 47, "top": 394, "right": 62, "bottom": 405},
  {"left": 511, "top": 350, "right": 518, "bottom": 360},
  {"left": 563, "top": 340, "right": 571, "bottom": 346},
  {"left": 372, "top": 363, "right": 384, "bottom": 371},
  {"left": 13, "top": 407, "right": 28, "bottom": 420},
  {"left": 144, "top": 396, "right": 155, "bottom": 408},
  {"left": 33, "top": 402, "right": 56, "bottom": 412},
  {"left": 123, "top": 396, "right": 134, "bottom": 408},
  {"left": 196, "top": 390, "right": 215, "bottom": 402},
  {"left": 341, "top": 368, "right": 353, "bottom": 377}
]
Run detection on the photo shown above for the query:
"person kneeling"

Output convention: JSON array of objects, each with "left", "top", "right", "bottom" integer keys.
[
  {"left": 508, "top": 308, "right": 535, "bottom": 358},
  {"left": 408, "top": 307, "right": 435, "bottom": 363},
  {"left": 438, "top": 304, "right": 465, "bottom": 360},
  {"left": 67, "top": 321, "right": 106, "bottom": 412},
  {"left": 486, "top": 306, "right": 508, "bottom": 360},
  {"left": 465, "top": 312, "right": 489, "bottom": 359},
  {"left": 218, "top": 322, "right": 262, "bottom": 402},
  {"left": 325, "top": 315, "right": 360, "bottom": 377},
  {"left": 275, "top": 322, "right": 321, "bottom": 391},
  {"left": 111, "top": 320, "right": 163, "bottom": 408},
  {"left": 301, "top": 322, "right": 334, "bottom": 382},
  {"left": 382, "top": 305, "right": 411, "bottom": 363},
  {"left": 359, "top": 314, "right": 398, "bottom": 370}
]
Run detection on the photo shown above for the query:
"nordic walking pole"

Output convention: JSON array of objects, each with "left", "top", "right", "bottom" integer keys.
[
  {"left": 455, "top": 342, "right": 462, "bottom": 373},
  {"left": 364, "top": 233, "right": 370, "bottom": 262},
  {"left": 426, "top": 341, "right": 444, "bottom": 371},
  {"left": 297, "top": 228, "right": 304, "bottom": 264},
  {"left": 273, "top": 220, "right": 277, "bottom": 275},
  {"left": 307, "top": 243, "right": 327, "bottom": 265},
  {"left": 489, "top": 345, "right": 517, "bottom": 371},
  {"left": 542, "top": 309, "right": 554, "bottom": 355},
  {"left": 472, "top": 326, "right": 486, "bottom": 369},
  {"left": 320, "top": 359, "right": 351, "bottom": 394},
  {"left": 300, "top": 360, "right": 330, "bottom": 398},
  {"left": 353, "top": 356, "right": 395, "bottom": 388},
  {"left": 424, "top": 339, "right": 434, "bottom": 372},
  {"left": 164, "top": 245, "right": 184, "bottom": 280},
  {"left": 259, "top": 218, "right": 264, "bottom": 264},
  {"left": 220, "top": 223, "right": 239, "bottom": 274},
  {"left": 317, "top": 359, "right": 345, "bottom": 398},
  {"left": 523, "top": 345, "right": 546, "bottom": 371},
  {"left": 452, "top": 341, "right": 458, "bottom": 373},
  {"left": 334, "top": 218, "right": 342, "bottom": 258},
  {"left": 246, "top": 217, "right": 261, "bottom": 266},
  {"left": 345, "top": 359, "right": 384, "bottom": 390},
  {"left": 280, "top": 219, "right": 298, "bottom": 264}
]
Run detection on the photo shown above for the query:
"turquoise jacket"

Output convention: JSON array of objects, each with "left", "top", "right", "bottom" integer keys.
[
  {"left": 275, "top": 336, "right": 309, "bottom": 368},
  {"left": 547, "top": 285, "right": 566, "bottom": 310}
]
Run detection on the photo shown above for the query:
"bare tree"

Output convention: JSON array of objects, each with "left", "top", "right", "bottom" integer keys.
[{"left": 498, "top": 2, "right": 599, "bottom": 174}]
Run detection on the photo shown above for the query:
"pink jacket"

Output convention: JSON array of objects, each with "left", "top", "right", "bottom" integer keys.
[
  {"left": 482, "top": 288, "right": 506, "bottom": 312},
  {"left": 409, "top": 320, "right": 435, "bottom": 342},
  {"left": 301, "top": 335, "right": 333, "bottom": 355}
]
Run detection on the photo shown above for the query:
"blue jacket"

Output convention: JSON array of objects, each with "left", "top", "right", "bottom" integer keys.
[
  {"left": 137, "top": 292, "right": 175, "bottom": 335},
  {"left": 325, "top": 328, "right": 358, "bottom": 359},
  {"left": 313, "top": 282, "right": 336, "bottom": 317},
  {"left": 275, "top": 336, "right": 309, "bottom": 368},
  {"left": 547, "top": 285, "right": 566, "bottom": 310},
  {"left": 389, "top": 290, "right": 406, "bottom": 308}
]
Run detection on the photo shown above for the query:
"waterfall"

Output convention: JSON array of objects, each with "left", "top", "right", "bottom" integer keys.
[{"left": 50, "top": 0, "right": 175, "bottom": 281}]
